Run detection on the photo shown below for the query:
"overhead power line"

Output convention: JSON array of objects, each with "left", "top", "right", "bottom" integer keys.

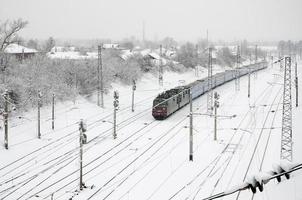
[{"left": 201, "top": 163, "right": 302, "bottom": 200}]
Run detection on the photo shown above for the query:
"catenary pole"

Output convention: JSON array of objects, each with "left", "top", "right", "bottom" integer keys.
[
  {"left": 3, "top": 90, "right": 8, "bottom": 149},
  {"left": 189, "top": 91, "right": 193, "bottom": 161},
  {"left": 295, "top": 62, "right": 298, "bottom": 107},
  {"left": 79, "top": 120, "right": 85, "bottom": 190},
  {"left": 38, "top": 91, "right": 42, "bottom": 139},
  {"left": 52, "top": 93, "right": 55, "bottom": 130}
]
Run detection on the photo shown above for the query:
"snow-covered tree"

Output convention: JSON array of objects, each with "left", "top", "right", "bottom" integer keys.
[{"left": 0, "top": 18, "right": 28, "bottom": 51}]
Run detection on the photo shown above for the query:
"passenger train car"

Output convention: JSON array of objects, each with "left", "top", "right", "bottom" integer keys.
[{"left": 152, "top": 61, "right": 268, "bottom": 119}]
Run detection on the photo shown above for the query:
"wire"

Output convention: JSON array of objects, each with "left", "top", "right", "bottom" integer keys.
[{"left": 201, "top": 164, "right": 302, "bottom": 200}]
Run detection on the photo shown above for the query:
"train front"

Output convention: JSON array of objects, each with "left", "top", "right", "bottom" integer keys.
[{"left": 152, "top": 97, "right": 168, "bottom": 120}]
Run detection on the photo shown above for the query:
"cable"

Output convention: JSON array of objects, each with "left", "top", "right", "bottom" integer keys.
[
  {"left": 201, "top": 164, "right": 302, "bottom": 200},
  {"left": 235, "top": 86, "right": 283, "bottom": 200}
]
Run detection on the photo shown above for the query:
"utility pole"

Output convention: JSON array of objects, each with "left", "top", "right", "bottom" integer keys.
[
  {"left": 159, "top": 44, "right": 163, "bottom": 86},
  {"left": 281, "top": 56, "right": 293, "bottom": 161},
  {"left": 235, "top": 45, "right": 240, "bottom": 91},
  {"left": 214, "top": 92, "right": 220, "bottom": 141},
  {"left": 3, "top": 90, "right": 8, "bottom": 149},
  {"left": 295, "top": 62, "right": 299, "bottom": 107},
  {"left": 79, "top": 119, "right": 86, "bottom": 190},
  {"left": 97, "top": 45, "right": 104, "bottom": 108},
  {"left": 207, "top": 47, "right": 213, "bottom": 114},
  {"left": 189, "top": 90, "right": 193, "bottom": 161},
  {"left": 131, "top": 80, "right": 136, "bottom": 112},
  {"left": 38, "top": 91, "right": 42, "bottom": 139},
  {"left": 113, "top": 91, "right": 119, "bottom": 139},
  {"left": 52, "top": 93, "right": 55, "bottom": 130}
]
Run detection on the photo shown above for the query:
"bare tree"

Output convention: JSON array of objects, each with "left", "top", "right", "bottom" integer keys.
[
  {"left": 0, "top": 18, "right": 28, "bottom": 51},
  {"left": 27, "top": 39, "right": 39, "bottom": 50},
  {"left": 43, "top": 37, "right": 56, "bottom": 52}
]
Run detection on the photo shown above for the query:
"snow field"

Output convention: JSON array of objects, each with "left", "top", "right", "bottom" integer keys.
[{"left": 0, "top": 62, "right": 302, "bottom": 200}]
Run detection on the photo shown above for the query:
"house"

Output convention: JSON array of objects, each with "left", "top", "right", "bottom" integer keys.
[
  {"left": 4, "top": 44, "right": 38, "bottom": 60},
  {"left": 102, "top": 43, "right": 120, "bottom": 49},
  {"left": 50, "top": 46, "right": 76, "bottom": 53}
]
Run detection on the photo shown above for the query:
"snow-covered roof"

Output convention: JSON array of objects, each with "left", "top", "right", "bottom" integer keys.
[
  {"left": 120, "top": 49, "right": 134, "bottom": 60},
  {"left": 103, "top": 43, "right": 120, "bottom": 49},
  {"left": 140, "top": 49, "right": 151, "bottom": 57},
  {"left": 47, "top": 51, "right": 98, "bottom": 59},
  {"left": 51, "top": 46, "right": 76, "bottom": 53},
  {"left": 4, "top": 44, "right": 38, "bottom": 54},
  {"left": 154, "top": 47, "right": 176, "bottom": 57},
  {"left": 148, "top": 52, "right": 161, "bottom": 60}
]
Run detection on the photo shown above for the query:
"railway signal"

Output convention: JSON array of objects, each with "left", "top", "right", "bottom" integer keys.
[
  {"left": 79, "top": 119, "right": 87, "bottom": 191},
  {"left": 132, "top": 79, "right": 136, "bottom": 112},
  {"left": 113, "top": 91, "right": 119, "bottom": 139}
]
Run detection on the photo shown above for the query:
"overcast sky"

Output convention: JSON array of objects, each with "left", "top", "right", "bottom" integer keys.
[{"left": 0, "top": 0, "right": 301, "bottom": 42}]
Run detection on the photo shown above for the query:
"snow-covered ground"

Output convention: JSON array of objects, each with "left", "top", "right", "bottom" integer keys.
[{"left": 0, "top": 60, "right": 301, "bottom": 200}]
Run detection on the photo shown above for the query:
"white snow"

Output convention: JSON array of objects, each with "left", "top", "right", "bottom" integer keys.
[
  {"left": 4, "top": 43, "right": 38, "bottom": 54},
  {"left": 0, "top": 59, "right": 301, "bottom": 200}
]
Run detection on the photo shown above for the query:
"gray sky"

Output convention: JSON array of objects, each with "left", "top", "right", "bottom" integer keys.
[{"left": 0, "top": 0, "right": 301, "bottom": 42}]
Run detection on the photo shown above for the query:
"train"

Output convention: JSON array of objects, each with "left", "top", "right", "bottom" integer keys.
[{"left": 152, "top": 61, "right": 268, "bottom": 120}]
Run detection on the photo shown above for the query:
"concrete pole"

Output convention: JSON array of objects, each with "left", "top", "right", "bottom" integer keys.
[
  {"left": 214, "top": 101, "right": 217, "bottom": 141},
  {"left": 97, "top": 45, "right": 101, "bottom": 107},
  {"left": 113, "top": 106, "right": 117, "bottom": 139},
  {"left": 214, "top": 92, "right": 220, "bottom": 141},
  {"left": 248, "top": 68, "right": 251, "bottom": 98},
  {"left": 79, "top": 120, "right": 84, "bottom": 190},
  {"left": 295, "top": 62, "right": 299, "bottom": 107},
  {"left": 97, "top": 44, "right": 104, "bottom": 108},
  {"left": 38, "top": 91, "right": 42, "bottom": 139},
  {"left": 189, "top": 91, "right": 193, "bottom": 161},
  {"left": 52, "top": 93, "right": 55, "bottom": 130},
  {"left": 3, "top": 90, "right": 8, "bottom": 149}
]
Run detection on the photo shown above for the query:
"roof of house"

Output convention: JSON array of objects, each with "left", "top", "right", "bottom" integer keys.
[
  {"left": 103, "top": 43, "right": 120, "bottom": 49},
  {"left": 47, "top": 51, "right": 98, "bottom": 59},
  {"left": 4, "top": 44, "right": 38, "bottom": 54},
  {"left": 51, "top": 46, "right": 76, "bottom": 52}
]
